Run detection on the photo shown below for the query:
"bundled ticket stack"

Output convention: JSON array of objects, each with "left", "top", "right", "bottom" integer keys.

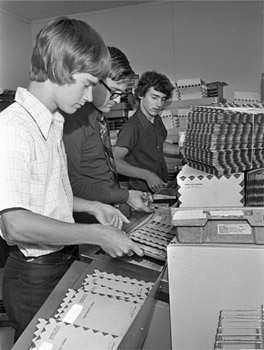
[{"left": 183, "top": 104, "right": 264, "bottom": 176}]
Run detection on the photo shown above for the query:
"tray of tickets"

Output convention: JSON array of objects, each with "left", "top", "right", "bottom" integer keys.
[
  {"left": 128, "top": 206, "right": 177, "bottom": 261},
  {"left": 171, "top": 207, "right": 264, "bottom": 244}
]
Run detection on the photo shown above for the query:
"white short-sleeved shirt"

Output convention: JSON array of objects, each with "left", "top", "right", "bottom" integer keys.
[{"left": 0, "top": 87, "right": 74, "bottom": 257}]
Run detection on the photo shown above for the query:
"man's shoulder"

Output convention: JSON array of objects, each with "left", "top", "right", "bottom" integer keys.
[
  {"left": 0, "top": 101, "right": 33, "bottom": 128},
  {"left": 123, "top": 111, "right": 140, "bottom": 127}
]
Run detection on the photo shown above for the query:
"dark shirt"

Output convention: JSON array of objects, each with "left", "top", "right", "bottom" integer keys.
[
  {"left": 62, "top": 103, "right": 129, "bottom": 204},
  {"left": 115, "top": 107, "right": 168, "bottom": 192}
]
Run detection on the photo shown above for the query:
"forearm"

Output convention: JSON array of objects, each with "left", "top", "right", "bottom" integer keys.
[
  {"left": 73, "top": 197, "right": 101, "bottom": 214},
  {"left": 115, "top": 158, "right": 150, "bottom": 182},
  {"left": 1, "top": 208, "right": 104, "bottom": 246},
  {"left": 73, "top": 180, "right": 129, "bottom": 205},
  {"left": 1, "top": 208, "right": 143, "bottom": 258}
]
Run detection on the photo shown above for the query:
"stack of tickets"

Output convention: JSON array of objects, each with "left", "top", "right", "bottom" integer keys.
[
  {"left": 183, "top": 104, "right": 264, "bottom": 175},
  {"left": 128, "top": 206, "right": 177, "bottom": 261}
]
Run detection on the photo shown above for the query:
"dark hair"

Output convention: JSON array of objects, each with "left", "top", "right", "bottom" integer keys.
[
  {"left": 108, "top": 46, "right": 135, "bottom": 82},
  {"left": 30, "top": 17, "right": 110, "bottom": 84},
  {"left": 135, "top": 71, "right": 174, "bottom": 100}
]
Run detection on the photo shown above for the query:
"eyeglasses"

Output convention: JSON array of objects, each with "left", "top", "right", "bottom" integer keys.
[{"left": 100, "top": 80, "right": 129, "bottom": 100}]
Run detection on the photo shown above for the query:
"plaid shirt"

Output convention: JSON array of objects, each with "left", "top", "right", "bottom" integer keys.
[{"left": 0, "top": 87, "right": 74, "bottom": 257}]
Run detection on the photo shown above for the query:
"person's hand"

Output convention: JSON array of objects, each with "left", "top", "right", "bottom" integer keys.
[
  {"left": 144, "top": 170, "right": 167, "bottom": 193},
  {"left": 92, "top": 202, "right": 130, "bottom": 230},
  {"left": 127, "top": 191, "right": 153, "bottom": 213},
  {"left": 99, "top": 226, "right": 144, "bottom": 258}
]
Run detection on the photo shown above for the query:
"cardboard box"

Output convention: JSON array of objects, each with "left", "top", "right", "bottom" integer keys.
[
  {"left": 167, "top": 237, "right": 264, "bottom": 350},
  {"left": 177, "top": 164, "right": 245, "bottom": 207}
]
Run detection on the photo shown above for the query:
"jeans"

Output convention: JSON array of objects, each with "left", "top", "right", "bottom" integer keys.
[{"left": 3, "top": 252, "right": 75, "bottom": 342}]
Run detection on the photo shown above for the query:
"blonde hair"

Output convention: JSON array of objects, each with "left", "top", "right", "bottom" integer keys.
[{"left": 30, "top": 17, "right": 110, "bottom": 84}]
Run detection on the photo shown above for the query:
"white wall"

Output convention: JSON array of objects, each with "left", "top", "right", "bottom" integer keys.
[
  {"left": 2, "top": 1, "right": 263, "bottom": 102},
  {"left": 31, "top": 1, "right": 264, "bottom": 103},
  {"left": 172, "top": 1, "right": 264, "bottom": 102},
  {"left": 31, "top": 2, "right": 176, "bottom": 81},
  {"left": 0, "top": 11, "right": 32, "bottom": 90}
]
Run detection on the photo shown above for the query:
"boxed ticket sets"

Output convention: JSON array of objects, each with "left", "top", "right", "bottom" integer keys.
[{"left": 171, "top": 206, "right": 264, "bottom": 245}]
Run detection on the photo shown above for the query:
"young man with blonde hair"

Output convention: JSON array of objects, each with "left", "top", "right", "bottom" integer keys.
[{"left": 0, "top": 17, "right": 143, "bottom": 341}]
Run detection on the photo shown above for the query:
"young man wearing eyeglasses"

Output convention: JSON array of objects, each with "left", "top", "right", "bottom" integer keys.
[{"left": 62, "top": 47, "right": 152, "bottom": 222}]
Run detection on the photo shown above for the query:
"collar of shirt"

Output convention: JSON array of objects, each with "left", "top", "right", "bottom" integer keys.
[
  {"left": 15, "top": 87, "right": 64, "bottom": 140},
  {"left": 136, "top": 106, "right": 160, "bottom": 131}
]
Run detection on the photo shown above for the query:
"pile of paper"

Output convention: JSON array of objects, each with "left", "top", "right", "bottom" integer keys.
[
  {"left": 29, "top": 269, "right": 154, "bottom": 350},
  {"left": 176, "top": 78, "right": 207, "bottom": 100},
  {"left": 207, "top": 81, "right": 227, "bottom": 99},
  {"left": 183, "top": 104, "right": 264, "bottom": 175},
  {"left": 234, "top": 91, "right": 260, "bottom": 105}
]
